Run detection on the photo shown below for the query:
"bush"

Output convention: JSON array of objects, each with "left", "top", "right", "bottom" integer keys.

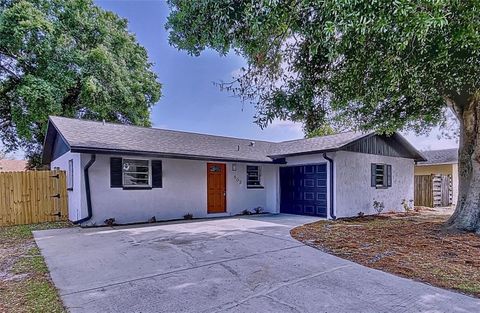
[
  {"left": 183, "top": 213, "right": 193, "bottom": 220},
  {"left": 104, "top": 218, "right": 116, "bottom": 226},
  {"left": 253, "top": 207, "right": 263, "bottom": 214},
  {"left": 241, "top": 209, "right": 251, "bottom": 215},
  {"left": 402, "top": 199, "right": 414, "bottom": 213},
  {"left": 372, "top": 200, "right": 385, "bottom": 215}
]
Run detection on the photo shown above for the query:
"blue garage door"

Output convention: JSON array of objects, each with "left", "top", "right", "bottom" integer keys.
[{"left": 280, "top": 164, "right": 328, "bottom": 217}]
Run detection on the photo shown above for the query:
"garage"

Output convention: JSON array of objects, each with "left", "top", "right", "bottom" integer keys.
[{"left": 280, "top": 164, "right": 328, "bottom": 217}]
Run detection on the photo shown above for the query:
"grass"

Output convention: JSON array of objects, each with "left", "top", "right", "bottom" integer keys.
[
  {"left": 290, "top": 208, "right": 480, "bottom": 298},
  {"left": 0, "top": 221, "right": 71, "bottom": 313}
]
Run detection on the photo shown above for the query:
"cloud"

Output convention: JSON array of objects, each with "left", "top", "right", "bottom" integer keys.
[
  {"left": 263, "top": 119, "right": 304, "bottom": 141},
  {"left": 402, "top": 127, "right": 458, "bottom": 151}
]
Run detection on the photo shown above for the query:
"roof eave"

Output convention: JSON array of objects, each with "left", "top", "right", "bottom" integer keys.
[
  {"left": 267, "top": 148, "right": 339, "bottom": 159},
  {"left": 42, "top": 118, "right": 72, "bottom": 164},
  {"left": 391, "top": 133, "right": 427, "bottom": 161},
  {"left": 416, "top": 161, "right": 457, "bottom": 166},
  {"left": 70, "top": 146, "right": 279, "bottom": 164}
]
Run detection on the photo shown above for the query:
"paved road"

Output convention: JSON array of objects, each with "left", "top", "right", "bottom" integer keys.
[{"left": 34, "top": 214, "right": 480, "bottom": 313}]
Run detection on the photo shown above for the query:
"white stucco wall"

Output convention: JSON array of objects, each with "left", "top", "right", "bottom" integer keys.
[
  {"left": 56, "top": 153, "right": 279, "bottom": 225},
  {"left": 51, "top": 151, "right": 83, "bottom": 221},
  {"left": 51, "top": 149, "right": 415, "bottom": 224},
  {"left": 334, "top": 151, "right": 414, "bottom": 217}
]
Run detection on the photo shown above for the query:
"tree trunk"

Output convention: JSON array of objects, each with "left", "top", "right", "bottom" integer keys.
[{"left": 446, "top": 93, "right": 480, "bottom": 234}]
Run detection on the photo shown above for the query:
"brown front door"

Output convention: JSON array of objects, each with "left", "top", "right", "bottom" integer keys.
[{"left": 207, "top": 163, "right": 226, "bottom": 213}]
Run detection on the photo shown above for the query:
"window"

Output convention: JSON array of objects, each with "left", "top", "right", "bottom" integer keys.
[
  {"left": 67, "top": 159, "right": 73, "bottom": 190},
  {"left": 122, "top": 159, "right": 150, "bottom": 187},
  {"left": 247, "top": 165, "right": 262, "bottom": 188},
  {"left": 371, "top": 163, "right": 392, "bottom": 188}
]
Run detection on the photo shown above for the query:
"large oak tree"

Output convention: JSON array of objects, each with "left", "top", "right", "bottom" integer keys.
[
  {"left": 0, "top": 0, "right": 161, "bottom": 167},
  {"left": 166, "top": 0, "right": 480, "bottom": 233}
]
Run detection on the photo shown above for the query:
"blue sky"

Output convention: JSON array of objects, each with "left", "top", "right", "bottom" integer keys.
[
  {"left": 2, "top": 0, "right": 458, "bottom": 159},
  {"left": 95, "top": 0, "right": 306, "bottom": 143}
]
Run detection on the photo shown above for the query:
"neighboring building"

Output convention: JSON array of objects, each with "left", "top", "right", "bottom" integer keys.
[
  {"left": 42, "top": 116, "right": 424, "bottom": 226},
  {"left": 414, "top": 148, "right": 458, "bottom": 207},
  {"left": 0, "top": 159, "right": 27, "bottom": 172}
]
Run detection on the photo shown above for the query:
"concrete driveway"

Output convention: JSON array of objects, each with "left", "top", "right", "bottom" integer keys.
[{"left": 34, "top": 214, "right": 479, "bottom": 313}]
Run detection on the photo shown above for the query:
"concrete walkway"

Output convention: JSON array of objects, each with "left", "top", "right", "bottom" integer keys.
[{"left": 34, "top": 214, "right": 479, "bottom": 313}]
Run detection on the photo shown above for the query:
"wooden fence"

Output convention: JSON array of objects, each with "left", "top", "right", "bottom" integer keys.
[
  {"left": 414, "top": 174, "right": 452, "bottom": 207},
  {"left": 0, "top": 170, "right": 68, "bottom": 226},
  {"left": 414, "top": 175, "right": 433, "bottom": 207}
]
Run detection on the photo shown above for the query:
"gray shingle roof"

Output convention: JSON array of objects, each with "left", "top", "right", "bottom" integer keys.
[
  {"left": 268, "top": 131, "right": 371, "bottom": 157},
  {"left": 49, "top": 116, "right": 274, "bottom": 162},
  {"left": 417, "top": 148, "right": 458, "bottom": 165},
  {"left": 45, "top": 116, "right": 416, "bottom": 163}
]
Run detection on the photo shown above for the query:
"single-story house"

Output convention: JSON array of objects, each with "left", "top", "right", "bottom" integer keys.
[
  {"left": 414, "top": 148, "right": 458, "bottom": 207},
  {"left": 42, "top": 116, "right": 425, "bottom": 226},
  {"left": 0, "top": 159, "right": 27, "bottom": 172}
]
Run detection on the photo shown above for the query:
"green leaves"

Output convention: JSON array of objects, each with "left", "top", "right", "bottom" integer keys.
[
  {"left": 167, "top": 0, "right": 479, "bottom": 135},
  {"left": 0, "top": 0, "right": 161, "bottom": 166}
]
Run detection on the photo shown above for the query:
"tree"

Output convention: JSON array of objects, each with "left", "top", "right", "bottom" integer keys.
[
  {"left": 0, "top": 0, "right": 161, "bottom": 167},
  {"left": 166, "top": 1, "right": 480, "bottom": 233}
]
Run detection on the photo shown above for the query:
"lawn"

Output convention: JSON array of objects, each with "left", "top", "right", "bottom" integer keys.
[
  {"left": 291, "top": 208, "right": 480, "bottom": 297},
  {"left": 0, "top": 222, "right": 71, "bottom": 313}
]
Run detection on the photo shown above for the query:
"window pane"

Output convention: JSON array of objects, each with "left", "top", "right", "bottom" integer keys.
[
  {"left": 123, "top": 159, "right": 150, "bottom": 186},
  {"left": 123, "top": 159, "right": 149, "bottom": 173},
  {"left": 68, "top": 159, "right": 73, "bottom": 189},
  {"left": 247, "top": 166, "right": 261, "bottom": 187},
  {"left": 375, "top": 164, "right": 385, "bottom": 187}
]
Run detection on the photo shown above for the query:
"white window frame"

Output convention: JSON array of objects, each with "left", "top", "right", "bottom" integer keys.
[
  {"left": 122, "top": 158, "right": 151, "bottom": 188},
  {"left": 246, "top": 165, "right": 263, "bottom": 189},
  {"left": 67, "top": 159, "right": 74, "bottom": 190}
]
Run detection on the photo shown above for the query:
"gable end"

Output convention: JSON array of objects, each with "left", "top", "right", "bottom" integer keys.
[{"left": 341, "top": 134, "right": 416, "bottom": 159}]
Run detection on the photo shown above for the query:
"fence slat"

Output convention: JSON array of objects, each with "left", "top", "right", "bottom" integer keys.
[
  {"left": 414, "top": 175, "right": 433, "bottom": 207},
  {"left": 0, "top": 170, "right": 69, "bottom": 226}
]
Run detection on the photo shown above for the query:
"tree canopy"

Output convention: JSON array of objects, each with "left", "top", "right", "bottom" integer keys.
[
  {"left": 166, "top": 0, "right": 479, "bottom": 132},
  {"left": 166, "top": 0, "right": 480, "bottom": 233},
  {"left": 0, "top": 0, "right": 161, "bottom": 166}
]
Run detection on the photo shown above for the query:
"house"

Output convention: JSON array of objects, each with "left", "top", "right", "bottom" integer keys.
[
  {"left": 42, "top": 116, "right": 425, "bottom": 226},
  {"left": 414, "top": 148, "right": 458, "bottom": 207},
  {"left": 0, "top": 159, "right": 27, "bottom": 172}
]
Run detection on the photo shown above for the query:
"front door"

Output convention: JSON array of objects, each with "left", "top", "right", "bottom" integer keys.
[{"left": 207, "top": 163, "right": 226, "bottom": 213}]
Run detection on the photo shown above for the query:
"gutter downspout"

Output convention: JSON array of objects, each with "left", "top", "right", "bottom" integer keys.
[
  {"left": 73, "top": 154, "right": 96, "bottom": 225},
  {"left": 323, "top": 153, "right": 336, "bottom": 220}
]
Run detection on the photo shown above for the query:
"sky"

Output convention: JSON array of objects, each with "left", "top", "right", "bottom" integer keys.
[{"left": 2, "top": 0, "right": 459, "bottom": 159}]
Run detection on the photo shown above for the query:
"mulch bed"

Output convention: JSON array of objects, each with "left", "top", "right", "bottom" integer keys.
[{"left": 290, "top": 211, "right": 480, "bottom": 297}]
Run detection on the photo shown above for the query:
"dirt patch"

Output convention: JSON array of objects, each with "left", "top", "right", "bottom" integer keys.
[
  {"left": 291, "top": 208, "right": 480, "bottom": 297},
  {"left": 0, "top": 222, "right": 71, "bottom": 313}
]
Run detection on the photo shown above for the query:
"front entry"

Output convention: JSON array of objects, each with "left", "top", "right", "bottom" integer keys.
[{"left": 207, "top": 163, "right": 226, "bottom": 213}]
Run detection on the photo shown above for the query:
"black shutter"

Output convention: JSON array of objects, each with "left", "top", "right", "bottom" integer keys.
[
  {"left": 110, "top": 157, "right": 123, "bottom": 188},
  {"left": 386, "top": 164, "right": 392, "bottom": 187},
  {"left": 152, "top": 160, "right": 163, "bottom": 188},
  {"left": 371, "top": 163, "right": 376, "bottom": 187}
]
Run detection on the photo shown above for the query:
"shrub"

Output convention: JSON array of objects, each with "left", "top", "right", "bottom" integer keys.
[
  {"left": 104, "top": 218, "right": 116, "bottom": 226},
  {"left": 253, "top": 207, "right": 263, "bottom": 214},
  {"left": 183, "top": 213, "right": 193, "bottom": 220},
  {"left": 402, "top": 199, "right": 414, "bottom": 213},
  {"left": 358, "top": 211, "right": 365, "bottom": 217},
  {"left": 241, "top": 209, "right": 251, "bottom": 215},
  {"left": 372, "top": 200, "right": 385, "bottom": 215}
]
